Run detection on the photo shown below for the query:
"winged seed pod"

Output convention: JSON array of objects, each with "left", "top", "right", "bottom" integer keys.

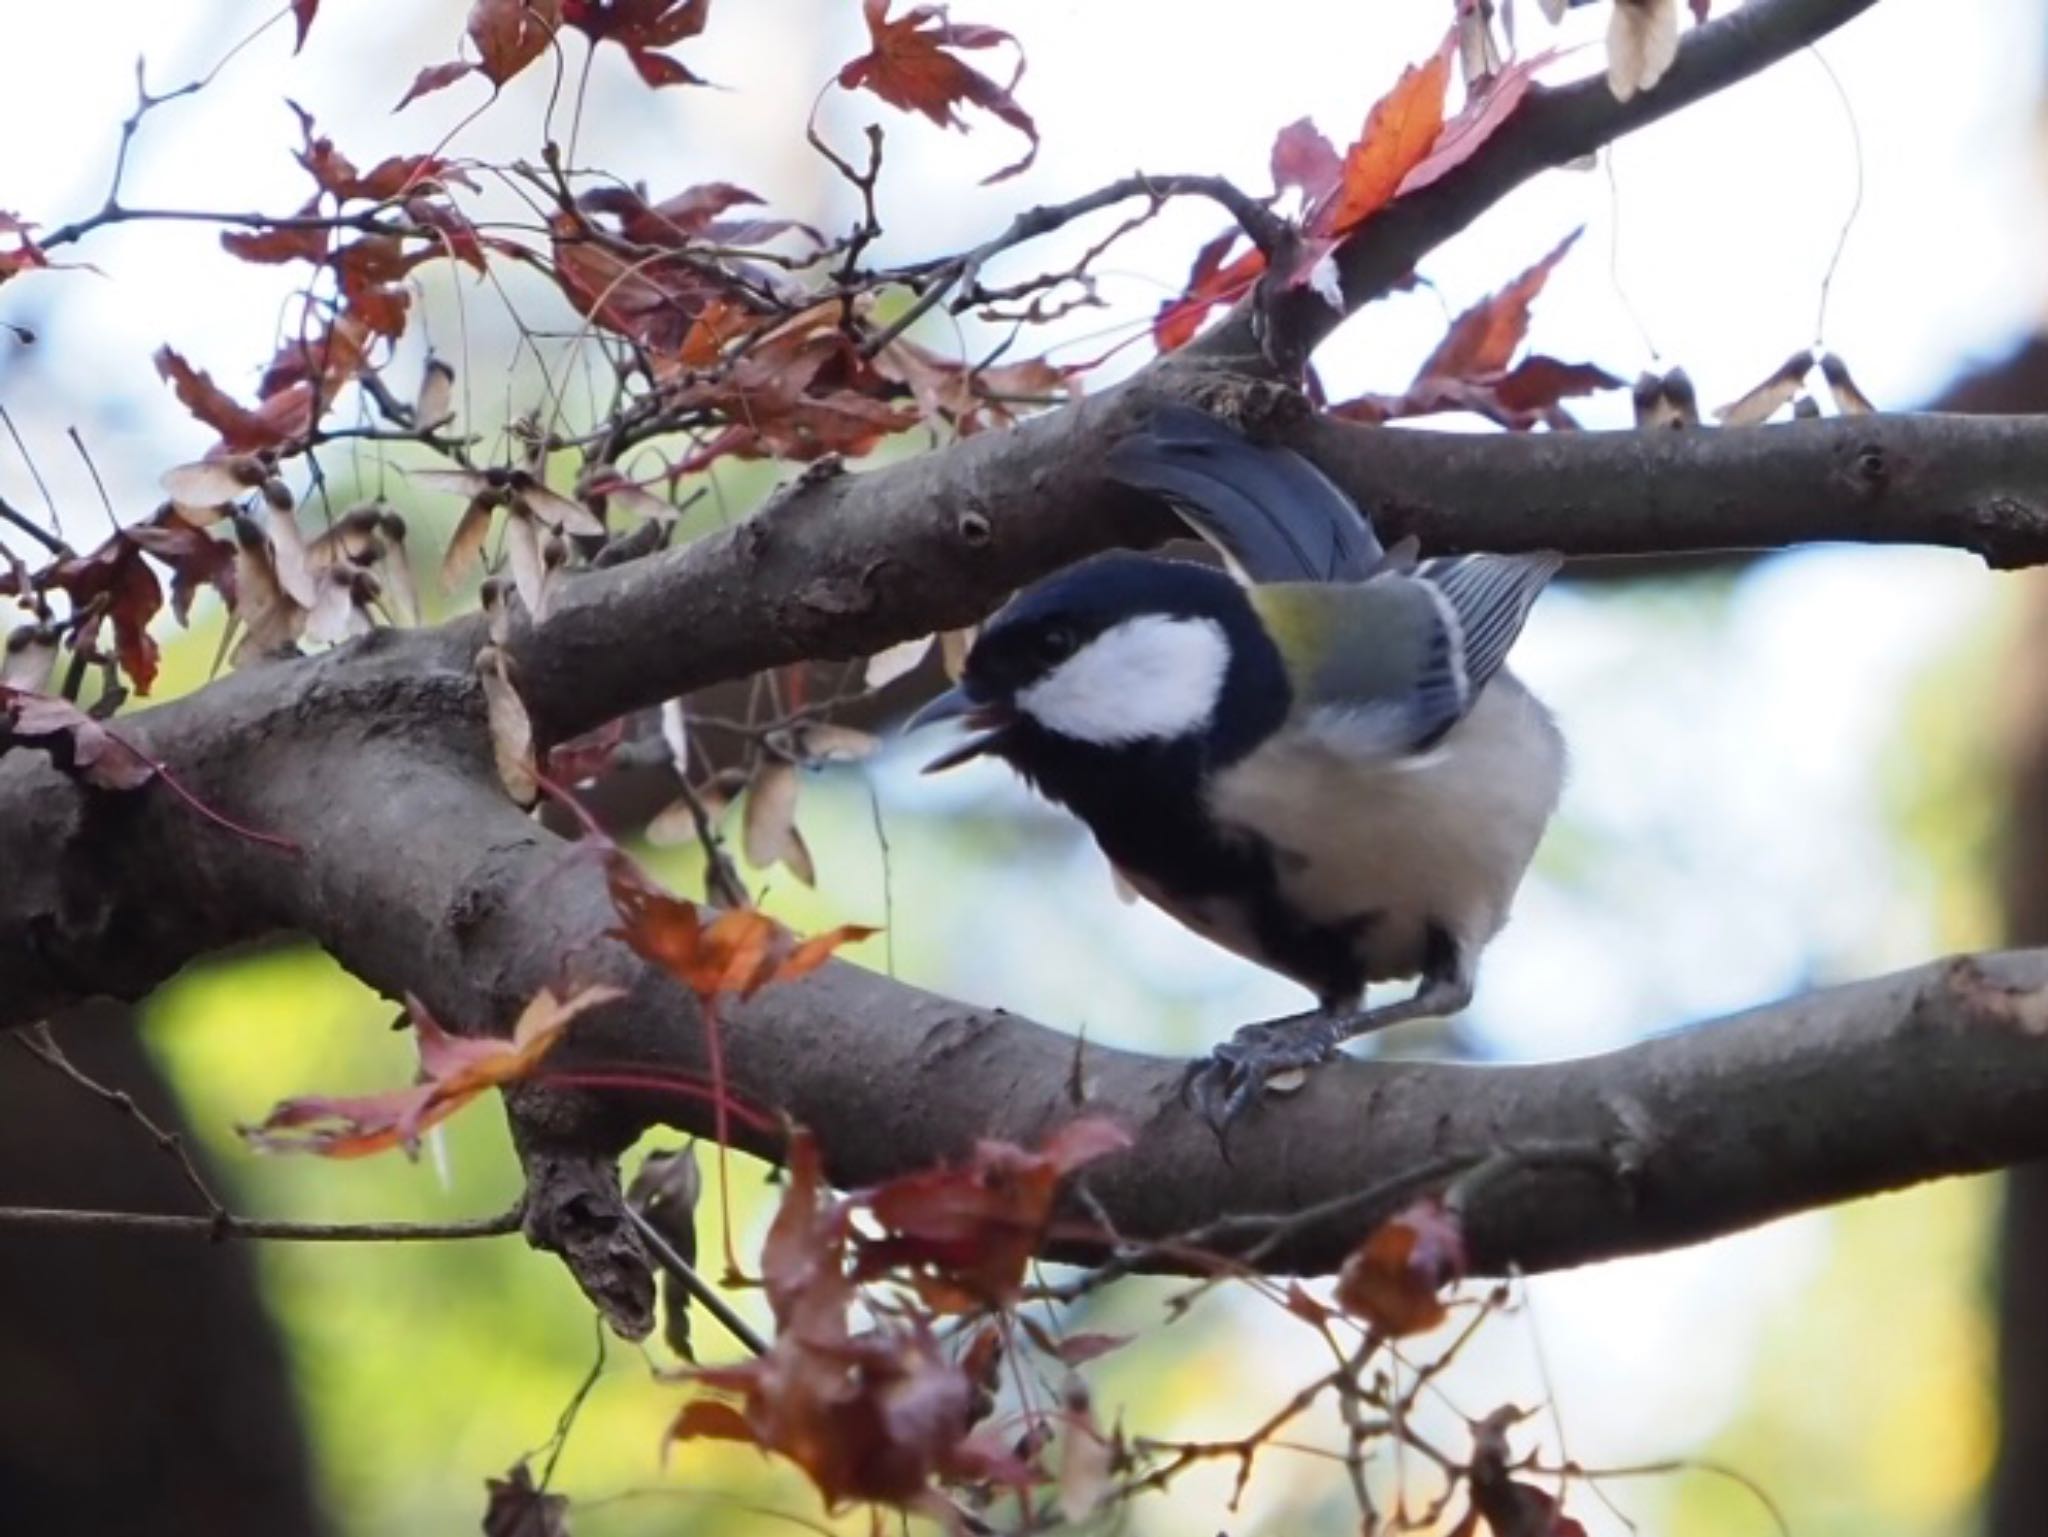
[{"left": 1607, "top": 0, "right": 1680, "bottom": 102}]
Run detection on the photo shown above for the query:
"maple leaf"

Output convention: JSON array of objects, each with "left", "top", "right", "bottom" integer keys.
[
  {"left": 606, "top": 850, "right": 875, "bottom": 1005},
  {"left": 1454, "top": 1407, "right": 1592, "bottom": 1537},
  {"left": 396, "top": 59, "right": 480, "bottom": 109},
  {"left": 155, "top": 346, "right": 312, "bottom": 452},
  {"left": 1152, "top": 230, "right": 1266, "bottom": 354},
  {"left": 0, "top": 686, "right": 156, "bottom": 791},
  {"left": 855, "top": 1118, "right": 1132, "bottom": 1309},
  {"left": 242, "top": 984, "right": 622, "bottom": 1158},
  {"left": 1398, "top": 49, "right": 1556, "bottom": 198},
  {"left": 673, "top": 1129, "right": 1043, "bottom": 1511},
  {"left": 290, "top": 0, "right": 321, "bottom": 51},
  {"left": 873, "top": 339, "right": 1077, "bottom": 434},
  {"left": 1308, "top": 34, "right": 1454, "bottom": 239},
  {"left": 1330, "top": 232, "right": 1618, "bottom": 429},
  {"left": 1270, "top": 117, "right": 1342, "bottom": 203},
  {"left": 563, "top": 0, "right": 711, "bottom": 87},
  {"left": 44, "top": 531, "right": 166, "bottom": 693},
  {"left": 1334, "top": 1198, "right": 1465, "bottom": 1337},
  {"left": 837, "top": 0, "right": 1038, "bottom": 183},
  {"left": 397, "top": 0, "right": 562, "bottom": 107},
  {"left": 126, "top": 516, "right": 237, "bottom": 625},
  {"left": 220, "top": 202, "right": 330, "bottom": 265},
  {"left": 1417, "top": 228, "right": 1580, "bottom": 382},
  {"left": 471, "top": 0, "right": 564, "bottom": 84}
]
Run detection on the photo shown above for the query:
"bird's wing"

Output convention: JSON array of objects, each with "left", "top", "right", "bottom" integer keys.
[
  {"left": 1251, "top": 551, "right": 1562, "bottom": 753},
  {"left": 1105, "top": 405, "right": 1382, "bottom": 584}
]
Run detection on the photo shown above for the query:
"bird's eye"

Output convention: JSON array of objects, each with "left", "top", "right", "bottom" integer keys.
[{"left": 1037, "top": 625, "right": 1077, "bottom": 663}]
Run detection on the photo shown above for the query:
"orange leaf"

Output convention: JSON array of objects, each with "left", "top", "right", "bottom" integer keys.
[
  {"left": 605, "top": 850, "right": 876, "bottom": 1004},
  {"left": 1412, "top": 228, "right": 1581, "bottom": 384},
  {"left": 1153, "top": 233, "right": 1266, "bottom": 354},
  {"left": 776, "top": 924, "right": 879, "bottom": 986},
  {"left": 1334, "top": 1198, "right": 1465, "bottom": 1337},
  {"left": 856, "top": 1117, "right": 1131, "bottom": 1308},
  {"left": 241, "top": 983, "right": 621, "bottom": 1158},
  {"left": 1309, "top": 34, "right": 1454, "bottom": 238}
]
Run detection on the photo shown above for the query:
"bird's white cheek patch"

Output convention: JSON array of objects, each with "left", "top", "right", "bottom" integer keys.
[{"left": 1018, "top": 615, "right": 1230, "bottom": 745}]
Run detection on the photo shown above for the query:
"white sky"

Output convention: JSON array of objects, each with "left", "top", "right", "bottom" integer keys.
[{"left": 1, "top": 2, "right": 2038, "bottom": 1532}]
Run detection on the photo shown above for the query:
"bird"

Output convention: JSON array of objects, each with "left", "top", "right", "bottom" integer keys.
[{"left": 909, "top": 406, "right": 1564, "bottom": 1124}]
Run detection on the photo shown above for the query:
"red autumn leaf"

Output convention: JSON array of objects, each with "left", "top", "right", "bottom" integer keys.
[
  {"left": 220, "top": 202, "right": 331, "bottom": 265},
  {"left": 563, "top": 0, "right": 711, "bottom": 87},
  {"left": 660, "top": 304, "right": 921, "bottom": 466},
  {"left": 1330, "top": 356, "right": 1622, "bottom": 433},
  {"left": 1270, "top": 116, "right": 1342, "bottom": 203},
  {"left": 1415, "top": 228, "right": 1582, "bottom": 383},
  {"left": 470, "top": 0, "right": 563, "bottom": 84},
  {"left": 242, "top": 984, "right": 621, "bottom": 1158},
  {"left": 1460, "top": 1407, "right": 1591, "bottom": 1537},
  {"left": 577, "top": 180, "right": 804, "bottom": 249},
  {"left": 352, "top": 154, "right": 475, "bottom": 202},
  {"left": 155, "top": 345, "right": 309, "bottom": 452},
  {"left": 125, "top": 515, "right": 238, "bottom": 624},
  {"left": 837, "top": 0, "right": 1038, "bottom": 183},
  {"left": 1308, "top": 34, "right": 1454, "bottom": 239},
  {"left": 259, "top": 314, "right": 372, "bottom": 403},
  {"left": 1, "top": 686, "right": 156, "bottom": 791},
  {"left": 405, "top": 196, "right": 489, "bottom": 271},
  {"left": 674, "top": 1128, "right": 1041, "bottom": 1511},
  {"left": 1397, "top": 49, "right": 1555, "bottom": 199},
  {"left": 395, "top": 59, "right": 479, "bottom": 109},
  {"left": 45, "top": 531, "right": 165, "bottom": 693},
  {"left": 1334, "top": 1198, "right": 1465, "bottom": 1336},
  {"left": 1152, "top": 230, "right": 1266, "bottom": 354},
  {"left": 855, "top": 1117, "right": 1132, "bottom": 1308}
]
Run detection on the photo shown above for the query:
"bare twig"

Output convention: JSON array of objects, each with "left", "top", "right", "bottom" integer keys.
[
  {"left": 624, "top": 1202, "right": 769, "bottom": 1357},
  {"left": 14, "top": 1023, "right": 226, "bottom": 1220},
  {"left": 0, "top": 1203, "right": 524, "bottom": 1242},
  {"left": 862, "top": 172, "right": 1287, "bottom": 358}
]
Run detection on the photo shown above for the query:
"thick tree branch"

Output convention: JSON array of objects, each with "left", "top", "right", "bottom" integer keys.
[
  {"left": 510, "top": 406, "right": 2048, "bottom": 742},
  {"left": 9, "top": 658, "right": 2047, "bottom": 1312}
]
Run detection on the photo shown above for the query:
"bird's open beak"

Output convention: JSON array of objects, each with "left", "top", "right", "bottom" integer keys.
[{"left": 906, "top": 685, "right": 1015, "bottom": 773}]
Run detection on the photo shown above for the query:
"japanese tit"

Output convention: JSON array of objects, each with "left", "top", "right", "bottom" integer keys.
[{"left": 910, "top": 407, "right": 1564, "bottom": 1122}]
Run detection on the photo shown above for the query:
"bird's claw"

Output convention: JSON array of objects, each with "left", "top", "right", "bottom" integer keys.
[{"left": 1182, "top": 1013, "right": 1344, "bottom": 1132}]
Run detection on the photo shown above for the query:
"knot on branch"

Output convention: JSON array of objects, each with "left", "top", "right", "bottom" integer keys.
[{"left": 518, "top": 1147, "right": 655, "bottom": 1339}]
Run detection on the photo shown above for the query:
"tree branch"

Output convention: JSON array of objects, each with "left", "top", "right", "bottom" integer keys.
[
  {"left": 507, "top": 404, "right": 2048, "bottom": 743},
  {"left": 9, "top": 657, "right": 2046, "bottom": 1307},
  {"left": 0, "top": 1205, "right": 523, "bottom": 1242}
]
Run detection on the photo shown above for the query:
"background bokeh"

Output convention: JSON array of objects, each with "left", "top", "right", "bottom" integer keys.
[{"left": 2, "top": 1, "right": 2039, "bottom": 1532}]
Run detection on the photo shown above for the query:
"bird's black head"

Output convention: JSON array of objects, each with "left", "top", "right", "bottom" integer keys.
[{"left": 910, "top": 553, "right": 1289, "bottom": 801}]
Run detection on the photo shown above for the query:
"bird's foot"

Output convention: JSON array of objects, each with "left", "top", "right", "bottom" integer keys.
[{"left": 1183, "top": 1011, "right": 1345, "bottom": 1131}]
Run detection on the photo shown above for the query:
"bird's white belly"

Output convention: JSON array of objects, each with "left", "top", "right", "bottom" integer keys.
[{"left": 1202, "top": 677, "right": 1564, "bottom": 981}]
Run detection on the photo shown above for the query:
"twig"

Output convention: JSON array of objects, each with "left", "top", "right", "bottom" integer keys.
[
  {"left": 861, "top": 172, "right": 1286, "bottom": 358},
  {"left": 0, "top": 1204, "right": 524, "bottom": 1242},
  {"left": 0, "top": 493, "right": 67, "bottom": 558},
  {"left": 0, "top": 407, "right": 64, "bottom": 545},
  {"left": 14, "top": 1023, "right": 226, "bottom": 1219},
  {"left": 624, "top": 1202, "right": 769, "bottom": 1357}
]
